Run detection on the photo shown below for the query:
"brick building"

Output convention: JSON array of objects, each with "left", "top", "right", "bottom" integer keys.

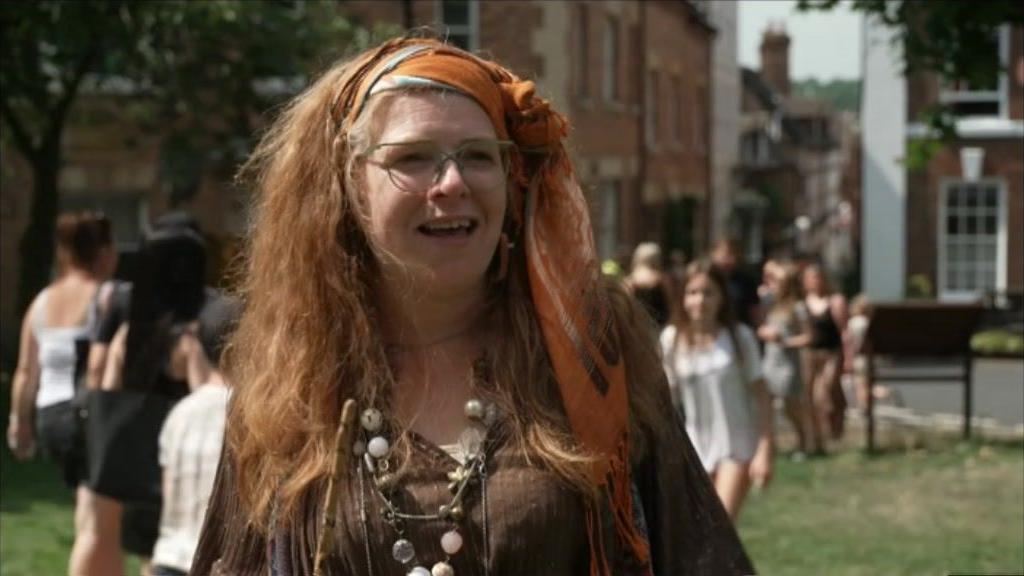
[
  {"left": 734, "top": 26, "right": 858, "bottom": 279},
  {"left": 344, "top": 0, "right": 717, "bottom": 262},
  {"left": 0, "top": 0, "right": 718, "bottom": 358},
  {"left": 863, "top": 21, "right": 1023, "bottom": 302}
]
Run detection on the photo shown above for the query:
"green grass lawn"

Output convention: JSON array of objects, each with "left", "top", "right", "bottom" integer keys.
[
  {"left": 0, "top": 447, "right": 142, "bottom": 576},
  {"left": 741, "top": 438, "right": 1024, "bottom": 575},
  {"left": 2, "top": 434, "right": 1022, "bottom": 575}
]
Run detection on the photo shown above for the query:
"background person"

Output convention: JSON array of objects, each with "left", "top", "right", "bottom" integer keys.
[
  {"left": 801, "top": 263, "right": 848, "bottom": 454},
  {"left": 661, "top": 260, "right": 775, "bottom": 520},
  {"left": 150, "top": 296, "right": 240, "bottom": 576},
  {"left": 190, "top": 35, "right": 753, "bottom": 576},
  {"left": 87, "top": 220, "right": 208, "bottom": 576},
  {"left": 623, "top": 242, "right": 673, "bottom": 328},
  {"left": 757, "top": 262, "right": 813, "bottom": 458},
  {"left": 6, "top": 212, "right": 120, "bottom": 576},
  {"left": 710, "top": 238, "right": 762, "bottom": 328}
]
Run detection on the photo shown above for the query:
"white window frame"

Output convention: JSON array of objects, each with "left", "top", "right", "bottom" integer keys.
[
  {"left": 435, "top": 0, "right": 479, "bottom": 52},
  {"left": 602, "top": 16, "right": 619, "bottom": 103},
  {"left": 938, "top": 25, "right": 1010, "bottom": 118},
  {"left": 936, "top": 178, "right": 1008, "bottom": 301}
]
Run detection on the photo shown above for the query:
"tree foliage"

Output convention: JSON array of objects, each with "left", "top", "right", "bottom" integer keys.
[
  {"left": 0, "top": 1, "right": 387, "bottom": 317},
  {"left": 791, "top": 78, "right": 861, "bottom": 113},
  {"left": 797, "top": 0, "right": 1024, "bottom": 167}
]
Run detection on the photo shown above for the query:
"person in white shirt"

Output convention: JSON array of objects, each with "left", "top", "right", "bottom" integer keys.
[
  {"left": 150, "top": 296, "right": 239, "bottom": 576},
  {"left": 660, "top": 260, "right": 775, "bottom": 521}
]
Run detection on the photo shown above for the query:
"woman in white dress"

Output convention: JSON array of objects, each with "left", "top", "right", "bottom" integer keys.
[{"left": 661, "top": 260, "right": 775, "bottom": 520}]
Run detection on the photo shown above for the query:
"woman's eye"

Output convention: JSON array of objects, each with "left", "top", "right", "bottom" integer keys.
[
  {"left": 460, "top": 149, "right": 498, "bottom": 166},
  {"left": 391, "top": 153, "right": 434, "bottom": 170}
]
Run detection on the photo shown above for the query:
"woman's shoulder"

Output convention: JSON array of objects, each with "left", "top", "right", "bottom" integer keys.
[{"left": 659, "top": 324, "right": 677, "bottom": 346}]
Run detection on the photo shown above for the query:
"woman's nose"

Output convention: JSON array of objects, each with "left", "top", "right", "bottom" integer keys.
[{"left": 427, "top": 158, "right": 470, "bottom": 199}]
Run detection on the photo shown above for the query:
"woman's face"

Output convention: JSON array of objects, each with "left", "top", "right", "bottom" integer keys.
[
  {"left": 803, "top": 268, "right": 822, "bottom": 295},
  {"left": 360, "top": 92, "right": 507, "bottom": 296},
  {"left": 683, "top": 273, "right": 722, "bottom": 325},
  {"left": 763, "top": 264, "right": 779, "bottom": 291}
]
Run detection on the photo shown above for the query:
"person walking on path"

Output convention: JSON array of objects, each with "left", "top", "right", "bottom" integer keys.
[
  {"left": 623, "top": 242, "right": 673, "bottom": 329},
  {"left": 757, "top": 262, "right": 813, "bottom": 458},
  {"left": 661, "top": 260, "right": 775, "bottom": 520},
  {"left": 150, "top": 296, "right": 240, "bottom": 576},
  {"left": 801, "top": 263, "right": 848, "bottom": 454},
  {"left": 710, "top": 238, "right": 762, "bottom": 329},
  {"left": 6, "top": 212, "right": 120, "bottom": 576}
]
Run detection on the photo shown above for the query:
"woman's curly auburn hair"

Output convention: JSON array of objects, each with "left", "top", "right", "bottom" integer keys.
[{"left": 222, "top": 36, "right": 668, "bottom": 530}]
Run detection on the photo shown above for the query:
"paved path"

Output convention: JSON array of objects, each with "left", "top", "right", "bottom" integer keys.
[{"left": 878, "top": 358, "right": 1023, "bottom": 427}]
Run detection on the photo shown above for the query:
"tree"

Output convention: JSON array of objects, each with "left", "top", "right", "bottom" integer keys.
[
  {"left": 797, "top": 0, "right": 1024, "bottom": 165},
  {"left": 1, "top": 1, "right": 383, "bottom": 316}
]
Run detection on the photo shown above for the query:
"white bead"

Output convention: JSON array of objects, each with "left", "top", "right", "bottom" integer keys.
[
  {"left": 367, "top": 436, "right": 390, "bottom": 458},
  {"left": 440, "top": 529, "right": 463, "bottom": 555},
  {"left": 361, "top": 408, "right": 383, "bottom": 432},
  {"left": 408, "top": 567, "right": 431, "bottom": 576},
  {"left": 431, "top": 561, "right": 455, "bottom": 576},
  {"left": 464, "top": 399, "right": 484, "bottom": 420},
  {"left": 392, "top": 538, "right": 416, "bottom": 564}
]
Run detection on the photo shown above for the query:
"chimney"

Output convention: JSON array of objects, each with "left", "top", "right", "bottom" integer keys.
[{"left": 760, "top": 23, "right": 791, "bottom": 97}]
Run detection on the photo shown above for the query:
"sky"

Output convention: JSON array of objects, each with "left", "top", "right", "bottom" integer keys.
[{"left": 738, "top": 0, "right": 862, "bottom": 81}]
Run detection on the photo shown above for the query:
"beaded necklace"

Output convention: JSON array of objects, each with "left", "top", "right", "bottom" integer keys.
[{"left": 354, "top": 365, "right": 497, "bottom": 576}]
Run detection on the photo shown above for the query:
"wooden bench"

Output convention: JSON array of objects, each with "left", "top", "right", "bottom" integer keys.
[{"left": 863, "top": 302, "right": 983, "bottom": 453}]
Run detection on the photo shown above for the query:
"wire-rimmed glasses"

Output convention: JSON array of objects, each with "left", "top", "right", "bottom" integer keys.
[{"left": 361, "top": 139, "right": 516, "bottom": 194}]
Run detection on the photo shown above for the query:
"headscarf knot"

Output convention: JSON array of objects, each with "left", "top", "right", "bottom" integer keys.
[{"left": 499, "top": 79, "right": 569, "bottom": 149}]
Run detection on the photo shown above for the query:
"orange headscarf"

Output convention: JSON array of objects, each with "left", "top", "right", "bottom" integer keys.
[{"left": 332, "top": 38, "right": 650, "bottom": 575}]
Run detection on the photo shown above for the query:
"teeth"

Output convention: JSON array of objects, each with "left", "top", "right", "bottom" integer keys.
[{"left": 423, "top": 219, "right": 471, "bottom": 231}]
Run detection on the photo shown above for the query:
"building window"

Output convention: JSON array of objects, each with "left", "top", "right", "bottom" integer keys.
[
  {"left": 575, "top": 5, "right": 589, "bottom": 97},
  {"left": 692, "top": 84, "right": 707, "bottom": 152},
  {"left": 670, "top": 76, "right": 682, "bottom": 145},
  {"left": 939, "top": 26, "right": 1009, "bottom": 118},
  {"left": 741, "top": 131, "right": 773, "bottom": 166},
  {"left": 61, "top": 193, "right": 147, "bottom": 250},
  {"left": 597, "top": 180, "right": 621, "bottom": 261},
  {"left": 437, "top": 0, "right": 478, "bottom": 51},
  {"left": 938, "top": 180, "right": 1006, "bottom": 300},
  {"left": 602, "top": 16, "right": 619, "bottom": 103},
  {"left": 645, "top": 71, "right": 658, "bottom": 148}
]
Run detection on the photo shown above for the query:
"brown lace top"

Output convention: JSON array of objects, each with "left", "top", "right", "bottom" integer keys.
[{"left": 191, "top": 387, "right": 755, "bottom": 575}]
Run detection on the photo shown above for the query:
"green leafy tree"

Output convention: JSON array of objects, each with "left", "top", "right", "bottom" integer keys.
[
  {"left": 1, "top": 1, "right": 385, "bottom": 316},
  {"left": 791, "top": 78, "right": 861, "bottom": 113},
  {"left": 797, "top": 0, "right": 1024, "bottom": 166}
]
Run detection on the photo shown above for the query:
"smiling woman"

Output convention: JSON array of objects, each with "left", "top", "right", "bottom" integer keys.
[{"left": 190, "top": 34, "right": 754, "bottom": 576}]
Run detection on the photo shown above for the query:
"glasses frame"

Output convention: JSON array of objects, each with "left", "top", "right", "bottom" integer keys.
[{"left": 360, "top": 139, "right": 517, "bottom": 194}]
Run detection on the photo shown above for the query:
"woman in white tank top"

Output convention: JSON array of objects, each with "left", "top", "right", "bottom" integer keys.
[{"left": 7, "top": 211, "right": 117, "bottom": 573}]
